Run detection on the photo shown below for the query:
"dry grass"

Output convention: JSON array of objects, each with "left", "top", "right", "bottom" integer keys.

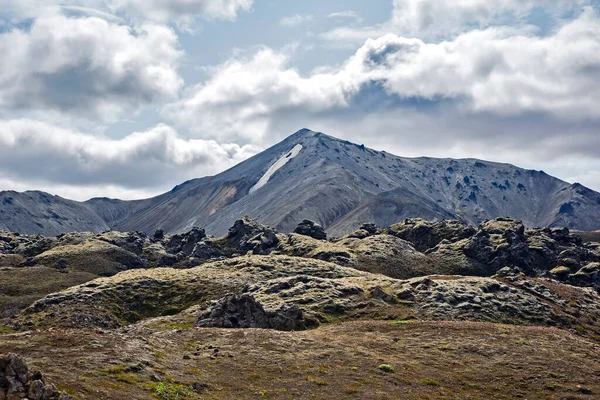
[
  {"left": 0, "top": 266, "right": 98, "bottom": 313},
  {"left": 1, "top": 320, "right": 599, "bottom": 399},
  {"left": 573, "top": 231, "right": 600, "bottom": 244}
]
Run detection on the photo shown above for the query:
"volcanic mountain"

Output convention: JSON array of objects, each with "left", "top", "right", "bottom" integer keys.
[{"left": 2, "top": 129, "right": 600, "bottom": 236}]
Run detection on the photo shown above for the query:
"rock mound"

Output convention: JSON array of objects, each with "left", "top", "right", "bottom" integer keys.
[
  {"left": 294, "top": 220, "right": 327, "bottom": 240},
  {"left": 389, "top": 218, "right": 476, "bottom": 252},
  {"left": 195, "top": 293, "right": 308, "bottom": 331}
]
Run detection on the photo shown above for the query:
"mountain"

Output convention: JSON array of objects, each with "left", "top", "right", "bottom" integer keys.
[{"left": 2, "top": 128, "right": 600, "bottom": 236}]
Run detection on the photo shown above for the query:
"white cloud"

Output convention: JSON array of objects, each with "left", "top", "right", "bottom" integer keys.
[
  {"left": 327, "top": 11, "right": 361, "bottom": 20},
  {"left": 164, "top": 47, "right": 353, "bottom": 142},
  {"left": 279, "top": 14, "right": 314, "bottom": 27},
  {"left": 323, "top": 0, "right": 593, "bottom": 42},
  {"left": 166, "top": 9, "right": 600, "bottom": 142},
  {"left": 0, "top": 11, "right": 183, "bottom": 122},
  {"left": 110, "top": 0, "right": 254, "bottom": 23},
  {"left": 0, "top": 0, "right": 254, "bottom": 23},
  {"left": 0, "top": 120, "right": 261, "bottom": 200},
  {"left": 354, "top": 10, "right": 600, "bottom": 118}
]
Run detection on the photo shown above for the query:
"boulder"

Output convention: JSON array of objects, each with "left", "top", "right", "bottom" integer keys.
[
  {"left": 345, "top": 223, "right": 379, "bottom": 239},
  {"left": 549, "top": 266, "right": 571, "bottom": 280},
  {"left": 0, "top": 353, "right": 71, "bottom": 400},
  {"left": 152, "top": 229, "right": 165, "bottom": 241},
  {"left": 166, "top": 227, "right": 206, "bottom": 256},
  {"left": 569, "top": 263, "right": 600, "bottom": 290},
  {"left": 224, "top": 217, "right": 280, "bottom": 254},
  {"left": 294, "top": 220, "right": 327, "bottom": 241}
]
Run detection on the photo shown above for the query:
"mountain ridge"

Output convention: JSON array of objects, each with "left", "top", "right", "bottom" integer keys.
[{"left": 2, "top": 128, "right": 600, "bottom": 236}]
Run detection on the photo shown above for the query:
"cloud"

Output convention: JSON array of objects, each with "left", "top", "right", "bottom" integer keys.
[
  {"left": 164, "top": 47, "right": 353, "bottom": 142},
  {"left": 167, "top": 9, "right": 600, "bottom": 138},
  {"left": 279, "top": 14, "right": 314, "bottom": 27},
  {"left": 109, "top": 0, "right": 254, "bottom": 23},
  {"left": 0, "top": 0, "right": 254, "bottom": 23},
  {"left": 0, "top": 11, "right": 183, "bottom": 123},
  {"left": 164, "top": 9, "right": 600, "bottom": 190},
  {"left": 327, "top": 11, "right": 361, "bottom": 20},
  {"left": 322, "top": 0, "right": 593, "bottom": 42},
  {"left": 0, "top": 119, "right": 261, "bottom": 200}
]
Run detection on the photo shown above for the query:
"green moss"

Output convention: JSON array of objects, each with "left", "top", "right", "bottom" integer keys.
[
  {"left": 421, "top": 378, "right": 441, "bottom": 387},
  {"left": 154, "top": 382, "right": 194, "bottom": 399},
  {"left": 0, "top": 324, "right": 17, "bottom": 334},
  {"left": 378, "top": 364, "right": 394, "bottom": 373},
  {"left": 388, "top": 320, "right": 414, "bottom": 326}
]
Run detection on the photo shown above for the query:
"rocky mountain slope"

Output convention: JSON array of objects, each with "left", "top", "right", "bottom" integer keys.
[
  {"left": 3, "top": 129, "right": 600, "bottom": 236},
  {"left": 2, "top": 217, "right": 600, "bottom": 399}
]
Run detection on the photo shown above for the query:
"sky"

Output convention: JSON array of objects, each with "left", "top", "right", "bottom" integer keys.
[{"left": 0, "top": 0, "right": 600, "bottom": 201}]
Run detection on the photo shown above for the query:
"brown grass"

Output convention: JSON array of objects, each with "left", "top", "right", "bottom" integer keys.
[
  {"left": 1, "top": 320, "right": 599, "bottom": 399},
  {"left": 0, "top": 266, "right": 98, "bottom": 313}
]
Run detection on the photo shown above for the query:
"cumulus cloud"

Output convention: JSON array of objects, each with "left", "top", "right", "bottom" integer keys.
[
  {"left": 323, "top": 0, "right": 593, "bottom": 42},
  {"left": 0, "top": 120, "right": 261, "bottom": 199},
  {"left": 166, "top": 9, "right": 600, "bottom": 141},
  {"left": 164, "top": 47, "right": 353, "bottom": 142},
  {"left": 163, "top": 9, "right": 600, "bottom": 190},
  {"left": 0, "top": 12, "right": 183, "bottom": 122},
  {"left": 279, "top": 14, "right": 314, "bottom": 27}
]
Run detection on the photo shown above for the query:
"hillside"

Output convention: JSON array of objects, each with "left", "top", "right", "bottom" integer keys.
[
  {"left": 1, "top": 217, "right": 600, "bottom": 399},
  {"left": 2, "top": 129, "right": 600, "bottom": 236}
]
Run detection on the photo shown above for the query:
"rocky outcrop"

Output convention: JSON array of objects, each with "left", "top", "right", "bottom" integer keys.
[
  {"left": 345, "top": 223, "right": 379, "bottom": 239},
  {"left": 389, "top": 218, "right": 476, "bottom": 252},
  {"left": 0, "top": 353, "right": 72, "bottom": 400},
  {"left": 222, "top": 217, "right": 280, "bottom": 255},
  {"left": 294, "top": 220, "right": 327, "bottom": 241},
  {"left": 423, "top": 218, "right": 599, "bottom": 277},
  {"left": 195, "top": 293, "right": 308, "bottom": 331},
  {"left": 165, "top": 227, "right": 206, "bottom": 256},
  {"left": 552, "top": 262, "right": 600, "bottom": 292},
  {"left": 97, "top": 231, "right": 147, "bottom": 255}
]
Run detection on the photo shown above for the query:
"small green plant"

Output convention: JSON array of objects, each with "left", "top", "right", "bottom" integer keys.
[
  {"left": 421, "top": 378, "right": 441, "bottom": 387},
  {"left": 378, "top": 364, "right": 394, "bottom": 373},
  {"left": 255, "top": 389, "right": 268, "bottom": 397},
  {"left": 388, "top": 320, "right": 414, "bottom": 326},
  {"left": 154, "top": 382, "right": 193, "bottom": 399}
]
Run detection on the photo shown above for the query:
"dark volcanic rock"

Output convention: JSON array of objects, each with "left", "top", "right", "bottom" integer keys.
[
  {"left": 569, "top": 263, "right": 600, "bottom": 291},
  {"left": 389, "top": 218, "right": 476, "bottom": 252},
  {"left": 425, "top": 218, "right": 599, "bottom": 278},
  {"left": 195, "top": 293, "right": 307, "bottom": 331},
  {"left": 224, "top": 217, "right": 280, "bottom": 255},
  {"left": 0, "top": 353, "right": 72, "bottom": 400},
  {"left": 98, "top": 231, "right": 147, "bottom": 255},
  {"left": 294, "top": 220, "right": 327, "bottom": 240},
  {"left": 191, "top": 241, "right": 224, "bottom": 260},
  {"left": 345, "top": 223, "right": 379, "bottom": 239},
  {"left": 166, "top": 227, "right": 206, "bottom": 256}
]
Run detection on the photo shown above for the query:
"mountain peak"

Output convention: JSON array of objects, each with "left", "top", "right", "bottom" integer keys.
[
  {"left": 291, "top": 128, "right": 317, "bottom": 137},
  {"left": 3, "top": 128, "right": 600, "bottom": 236}
]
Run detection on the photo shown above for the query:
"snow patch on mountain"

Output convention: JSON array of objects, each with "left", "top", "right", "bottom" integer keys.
[{"left": 250, "top": 144, "right": 303, "bottom": 194}]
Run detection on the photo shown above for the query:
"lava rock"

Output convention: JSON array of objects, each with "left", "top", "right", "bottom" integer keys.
[
  {"left": 294, "top": 220, "right": 327, "bottom": 241},
  {"left": 195, "top": 293, "right": 307, "bottom": 331}
]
